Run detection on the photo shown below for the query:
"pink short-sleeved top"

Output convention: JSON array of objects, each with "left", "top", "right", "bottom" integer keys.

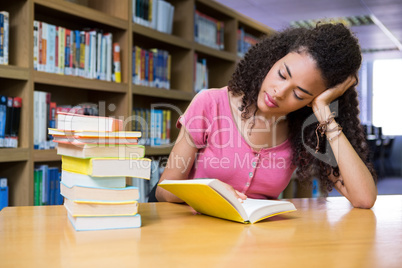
[{"left": 177, "top": 87, "right": 296, "bottom": 199}]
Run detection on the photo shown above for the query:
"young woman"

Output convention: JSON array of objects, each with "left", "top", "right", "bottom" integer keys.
[{"left": 155, "top": 23, "right": 377, "bottom": 208}]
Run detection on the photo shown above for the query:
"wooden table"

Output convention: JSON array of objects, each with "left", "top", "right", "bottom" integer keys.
[{"left": 1, "top": 195, "right": 401, "bottom": 268}]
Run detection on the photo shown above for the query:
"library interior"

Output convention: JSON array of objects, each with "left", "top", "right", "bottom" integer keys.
[{"left": 0, "top": 0, "right": 401, "bottom": 267}]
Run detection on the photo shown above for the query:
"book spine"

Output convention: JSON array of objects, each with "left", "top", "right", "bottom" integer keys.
[
  {"left": 64, "top": 29, "right": 71, "bottom": 75},
  {"left": 166, "top": 109, "right": 171, "bottom": 144},
  {"left": 1, "top": 11, "right": 9, "bottom": 65},
  {"left": 105, "top": 33, "right": 113, "bottom": 81},
  {"left": 34, "top": 169, "right": 39, "bottom": 206},
  {"left": 132, "top": 46, "right": 136, "bottom": 84},
  {"left": 100, "top": 34, "right": 107, "bottom": 80},
  {"left": 0, "top": 95, "right": 6, "bottom": 147},
  {"left": 42, "top": 22, "right": 48, "bottom": 72},
  {"left": 79, "top": 31, "right": 85, "bottom": 77},
  {"left": 4, "top": 97, "right": 12, "bottom": 148},
  {"left": 33, "top": 21, "right": 39, "bottom": 70},
  {"left": 96, "top": 31, "right": 102, "bottom": 79},
  {"left": 0, "top": 178, "right": 8, "bottom": 210},
  {"left": 69, "top": 30, "right": 75, "bottom": 75},
  {"left": 135, "top": 46, "right": 141, "bottom": 85},
  {"left": 89, "top": 30, "right": 97, "bottom": 79},
  {"left": 33, "top": 91, "right": 39, "bottom": 149},
  {"left": 59, "top": 27, "right": 65, "bottom": 75},
  {"left": 84, "top": 31, "right": 90, "bottom": 78},
  {"left": 46, "top": 24, "right": 56, "bottom": 73},
  {"left": 166, "top": 53, "right": 171, "bottom": 89},
  {"left": 0, "top": 13, "right": 4, "bottom": 65},
  {"left": 74, "top": 30, "right": 81, "bottom": 76},
  {"left": 55, "top": 26, "right": 59, "bottom": 74},
  {"left": 10, "top": 97, "right": 21, "bottom": 148},
  {"left": 112, "top": 43, "right": 121, "bottom": 83}
]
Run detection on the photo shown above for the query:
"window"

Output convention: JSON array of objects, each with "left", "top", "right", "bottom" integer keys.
[{"left": 372, "top": 59, "right": 402, "bottom": 135}]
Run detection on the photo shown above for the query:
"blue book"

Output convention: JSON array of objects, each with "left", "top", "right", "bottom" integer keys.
[
  {"left": 56, "top": 171, "right": 63, "bottom": 205},
  {"left": 0, "top": 95, "right": 7, "bottom": 147},
  {"left": 48, "top": 167, "right": 59, "bottom": 205},
  {"left": 0, "top": 13, "right": 4, "bottom": 64},
  {"left": 0, "top": 178, "right": 8, "bottom": 211}
]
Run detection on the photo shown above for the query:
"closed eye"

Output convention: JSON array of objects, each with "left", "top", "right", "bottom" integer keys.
[
  {"left": 293, "top": 90, "right": 304, "bottom": 100},
  {"left": 278, "top": 70, "right": 285, "bottom": 79}
]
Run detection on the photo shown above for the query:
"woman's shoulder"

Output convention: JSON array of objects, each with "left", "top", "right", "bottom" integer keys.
[
  {"left": 191, "top": 87, "right": 229, "bottom": 107},
  {"left": 197, "top": 87, "right": 228, "bottom": 97}
]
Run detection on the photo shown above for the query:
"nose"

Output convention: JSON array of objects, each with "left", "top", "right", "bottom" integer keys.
[{"left": 274, "top": 83, "right": 290, "bottom": 99}]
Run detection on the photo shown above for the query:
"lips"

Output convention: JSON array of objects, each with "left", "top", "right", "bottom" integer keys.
[{"left": 265, "top": 92, "right": 278, "bottom": 108}]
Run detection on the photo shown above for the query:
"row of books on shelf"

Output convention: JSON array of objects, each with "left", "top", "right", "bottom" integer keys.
[
  {"left": 34, "top": 165, "right": 63, "bottom": 206},
  {"left": 132, "top": 0, "right": 175, "bottom": 35},
  {"left": 194, "top": 53, "right": 209, "bottom": 93},
  {"left": 33, "top": 20, "right": 121, "bottom": 82},
  {"left": 48, "top": 112, "right": 151, "bottom": 231},
  {"left": 34, "top": 90, "right": 100, "bottom": 150},
  {"left": 0, "top": 178, "right": 7, "bottom": 211},
  {"left": 0, "top": 95, "right": 21, "bottom": 148},
  {"left": 237, "top": 28, "right": 260, "bottom": 57},
  {"left": 132, "top": 108, "right": 171, "bottom": 146},
  {"left": 194, "top": 9, "right": 225, "bottom": 51},
  {"left": 0, "top": 11, "right": 9, "bottom": 65},
  {"left": 132, "top": 46, "right": 171, "bottom": 89}
]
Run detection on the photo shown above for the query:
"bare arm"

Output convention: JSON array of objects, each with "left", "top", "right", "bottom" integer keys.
[
  {"left": 155, "top": 127, "right": 198, "bottom": 202},
  {"left": 323, "top": 106, "right": 377, "bottom": 208},
  {"left": 312, "top": 77, "right": 377, "bottom": 208}
]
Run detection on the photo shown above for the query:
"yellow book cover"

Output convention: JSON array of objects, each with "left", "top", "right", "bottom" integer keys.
[
  {"left": 61, "top": 155, "right": 151, "bottom": 179},
  {"left": 159, "top": 179, "right": 297, "bottom": 224}
]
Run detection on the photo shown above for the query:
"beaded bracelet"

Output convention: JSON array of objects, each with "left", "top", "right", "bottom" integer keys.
[
  {"left": 315, "top": 112, "right": 342, "bottom": 153},
  {"left": 327, "top": 128, "right": 343, "bottom": 141}
]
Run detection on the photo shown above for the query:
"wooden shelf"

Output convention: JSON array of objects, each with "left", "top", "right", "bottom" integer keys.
[
  {"left": 33, "top": 0, "right": 128, "bottom": 30},
  {"left": 133, "top": 85, "right": 195, "bottom": 101},
  {"left": 0, "top": 148, "right": 30, "bottom": 163},
  {"left": 0, "top": 65, "right": 29, "bottom": 80},
  {"left": 194, "top": 43, "right": 237, "bottom": 62},
  {"left": 33, "top": 71, "right": 128, "bottom": 93},
  {"left": 33, "top": 149, "right": 61, "bottom": 162},
  {"left": 133, "top": 24, "right": 192, "bottom": 50}
]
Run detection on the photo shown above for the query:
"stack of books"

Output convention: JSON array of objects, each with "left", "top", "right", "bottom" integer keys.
[{"left": 49, "top": 112, "right": 151, "bottom": 231}]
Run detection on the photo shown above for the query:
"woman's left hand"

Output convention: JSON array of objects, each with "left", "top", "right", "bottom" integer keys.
[{"left": 311, "top": 75, "right": 357, "bottom": 111}]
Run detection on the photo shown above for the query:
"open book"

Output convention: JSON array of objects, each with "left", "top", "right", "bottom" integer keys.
[{"left": 158, "top": 179, "right": 296, "bottom": 224}]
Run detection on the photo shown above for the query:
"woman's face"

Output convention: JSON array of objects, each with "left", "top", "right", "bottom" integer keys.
[{"left": 257, "top": 51, "right": 327, "bottom": 118}]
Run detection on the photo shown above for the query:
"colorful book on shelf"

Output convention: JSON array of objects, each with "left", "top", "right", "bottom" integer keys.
[
  {"left": 159, "top": 179, "right": 297, "bottom": 224},
  {"left": 61, "top": 170, "right": 127, "bottom": 188},
  {"left": 56, "top": 142, "right": 145, "bottom": 159},
  {"left": 67, "top": 212, "right": 141, "bottom": 231},
  {"left": 64, "top": 197, "right": 138, "bottom": 217},
  {"left": 56, "top": 112, "right": 123, "bottom": 131},
  {"left": 60, "top": 182, "right": 140, "bottom": 202},
  {"left": 61, "top": 155, "right": 151, "bottom": 179}
]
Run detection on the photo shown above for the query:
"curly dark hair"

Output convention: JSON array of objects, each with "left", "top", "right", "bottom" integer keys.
[{"left": 228, "top": 23, "right": 377, "bottom": 196}]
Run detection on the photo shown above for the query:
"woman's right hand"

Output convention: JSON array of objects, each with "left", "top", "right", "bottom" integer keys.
[{"left": 219, "top": 180, "right": 247, "bottom": 202}]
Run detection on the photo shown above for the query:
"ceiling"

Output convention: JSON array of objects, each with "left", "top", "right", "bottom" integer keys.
[{"left": 214, "top": 0, "right": 402, "bottom": 61}]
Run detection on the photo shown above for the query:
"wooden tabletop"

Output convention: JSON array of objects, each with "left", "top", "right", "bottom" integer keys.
[{"left": 1, "top": 195, "right": 401, "bottom": 268}]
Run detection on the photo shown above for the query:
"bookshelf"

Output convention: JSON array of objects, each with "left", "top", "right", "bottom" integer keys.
[{"left": 0, "top": 0, "right": 274, "bottom": 206}]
